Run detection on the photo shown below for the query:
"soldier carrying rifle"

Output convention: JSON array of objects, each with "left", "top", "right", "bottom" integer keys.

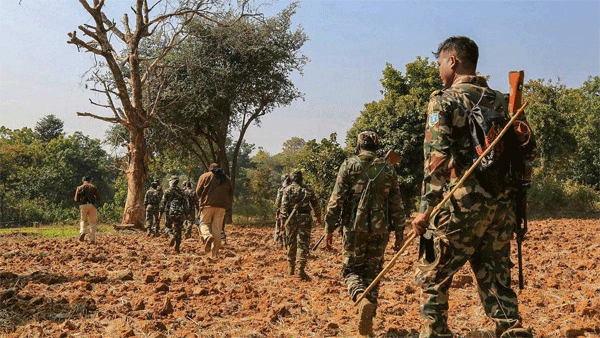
[
  {"left": 323, "top": 131, "right": 406, "bottom": 337},
  {"left": 410, "top": 36, "right": 537, "bottom": 338},
  {"left": 274, "top": 174, "right": 291, "bottom": 249}
]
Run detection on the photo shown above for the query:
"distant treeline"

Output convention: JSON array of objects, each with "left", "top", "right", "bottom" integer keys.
[{"left": 1, "top": 62, "right": 598, "bottom": 226}]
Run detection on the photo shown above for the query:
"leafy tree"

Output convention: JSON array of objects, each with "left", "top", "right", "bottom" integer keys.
[
  {"left": 294, "top": 133, "right": 348, "bottom": 206},
  {"left": 0, "top": 127, "right": 113, "bottom": 224},
  {"left": 346, "top": 58, "right": 442, "bottom": 209},
  {"left": 67, "top": 0, "right": 254, "bottom": 226},
  {"left": 152, "top": 3, "right": 308, "bottom": 191},
  {"left": 282, "top": 137, "right": 306, "bottom": 154},
  {"left": 523, "top": 79, "right": 576, "bottom": 174},
  {"left": 569, "top": 76, "right": 600, "bottom": 190},
  {"left": 35, "top": 114, "right": 64, "bottom": 142}
]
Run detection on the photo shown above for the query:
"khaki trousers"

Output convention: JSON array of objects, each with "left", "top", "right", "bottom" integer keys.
[
  {"left": 199, "top": 206, "right": 226, "bottom": 257},
  {"left": 79, "top": 203, "right": 98, "bottom": 243}
]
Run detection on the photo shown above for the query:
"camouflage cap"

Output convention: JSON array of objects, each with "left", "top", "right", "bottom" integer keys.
[{"left": 357, "top": 131, "right": 380, "bottom": 151}]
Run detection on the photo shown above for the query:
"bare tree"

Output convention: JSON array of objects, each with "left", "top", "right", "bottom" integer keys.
[{"left": 67, "top": 0, "right": 250, "bottom": 226}]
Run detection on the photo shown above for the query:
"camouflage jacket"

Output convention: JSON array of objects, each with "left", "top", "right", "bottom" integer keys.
[
  {"left": 419, "top": 75, "right": 537, "bottom": 213},
  {"left": 144, "top": 187, "right": 162, "bottom": 208},
  {"left": 325, "top": 150, "right": 405, "bottom": 234},
  {"left": 184, "top": 187, "right": 199, "bottom": 213},
  {"left": 280, "top": 182, "right": 321, "bottom": 224},
  {"left": 159, "top": 186, "right": 188, "bottom": 216}
]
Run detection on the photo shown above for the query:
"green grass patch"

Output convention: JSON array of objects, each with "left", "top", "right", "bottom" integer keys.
[{"left": 0, "top": 223, "right": 115, "bottom": 239}]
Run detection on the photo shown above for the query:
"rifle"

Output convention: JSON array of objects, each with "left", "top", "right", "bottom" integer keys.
[
  {"left": 354, "top": 86, "right": 530, "bottom": 306},
  {"left": 509, "top": 70, "right": 527, "bottom": 290},
  {"left": 312, "top": 234, "right": 325, "bottom": 251},
  {"left": 274, "top": 215, "right": 287, "bottom": 249}
]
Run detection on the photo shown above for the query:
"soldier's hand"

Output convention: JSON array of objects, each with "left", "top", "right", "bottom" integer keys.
[
  {"left": 393, "top": 233, "right": 404, "bottom": 251},
  {"left": 325, "top": 232, "right": 333, "bottom": 250},
  {"left": 411, "top": 213, "right": 429, "bottom": 236}
]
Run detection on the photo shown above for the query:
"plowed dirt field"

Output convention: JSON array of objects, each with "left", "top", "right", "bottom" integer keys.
[{"left": 1, "top": 218, "right": 599, "bottom": 337}]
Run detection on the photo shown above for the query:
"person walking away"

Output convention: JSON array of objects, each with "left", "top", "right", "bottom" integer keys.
[
  {"left": 196, "top": 163, "right": 233, "bottom": 259},
  {"left": 183, "top": 181, "right": 199, "bottom": 239},
  {"left": 74, "top": 176, "right": 101, "bottom": 244},
  {"left": 144, "top": 180, "right": 162, "bottom": 236},
  {"left": 324, "top": 131, "right": 406, "bottom": 337},
  {"left": 280, "top": 169, "right": 321, "bottom": 280},
  {"left": 159, "top": 176, "right": 188, "bottom": 254},
  {"left": 274, "top": 174, "right": 292, "bottom": 248},
  {"left": 411, "top": 36, "right": 536, "bottom": 338}
]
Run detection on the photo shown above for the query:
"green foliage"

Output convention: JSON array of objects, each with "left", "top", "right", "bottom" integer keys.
[
  {"left": 346, "top": 58, "right": 442, "bottom": 210},
  {"left": 149, "top": 3, "right": 308, "bottom": 184},
  {"left": 0, "top": 119, "right": 116, "bottom": 225},
  {"left": 529, "top": 170, "right": 600, "bottom": 215},
  {"left": 233, "top": 148, "right": 278, "bottom": 221},
  {"left": 524, "top": 76, "right": 600, "bottom": 191},
  {"left": 294, "top": 133, "right": 349, "bottom": 205}
]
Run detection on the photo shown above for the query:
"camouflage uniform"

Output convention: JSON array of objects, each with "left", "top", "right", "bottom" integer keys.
[
  {"left": 160, "top": 177, "right": 188, "bottom": 253},
  {"left": 144, "top": 184, "right": 162, "bottom": 235},
  {"left": 280, "top": 171, "right": 321, "bottom": 276},
  {"left": 274, "top": 175, "right": 291, "bottom": 248},
  {"left": 184, "top": 183, "right": 199, "bottom": 238},
  {"left": 325, "top": 149, "right": 406, "bottom": 311},
  {"left": 417, "top": 75, "right": 536, "bottom": 337}
]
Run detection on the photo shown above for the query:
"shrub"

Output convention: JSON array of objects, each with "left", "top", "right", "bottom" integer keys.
[{"left": 529, "top": 170, "right": 600, "bottom": 216}]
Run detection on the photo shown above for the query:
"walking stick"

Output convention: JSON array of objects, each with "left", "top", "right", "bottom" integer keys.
[{"left": 354, "top": 101, "right": 529, "bottom": 306}]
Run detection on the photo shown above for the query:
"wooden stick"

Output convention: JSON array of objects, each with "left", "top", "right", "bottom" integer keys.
[{"left": 354, "top": 102, "right": 528, "bottom": 306}]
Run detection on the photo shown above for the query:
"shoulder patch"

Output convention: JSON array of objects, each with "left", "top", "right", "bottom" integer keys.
[{"left": 428, "top": 113, "right": 439, "bottom": 127}]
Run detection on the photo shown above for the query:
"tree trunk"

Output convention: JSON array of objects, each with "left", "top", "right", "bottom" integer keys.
[{"left": 121, "top": 125, "right": 147, "bottom": 227}]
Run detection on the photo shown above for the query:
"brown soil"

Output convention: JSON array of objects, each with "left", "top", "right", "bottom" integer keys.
[{"left": 0, "top": 218, "right": 599, "bottom": 338}]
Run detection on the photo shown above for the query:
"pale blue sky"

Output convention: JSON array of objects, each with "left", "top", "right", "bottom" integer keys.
[{"left": 1, "top": 1, "right": 598, "bottom": 155}]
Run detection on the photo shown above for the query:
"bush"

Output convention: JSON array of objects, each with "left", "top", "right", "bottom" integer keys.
[
  {"left": 529, "top": 170, "right": 600, "bottom": 216},
  {"left": 98, "top": 202, "right": 124, "bottom": 224}
]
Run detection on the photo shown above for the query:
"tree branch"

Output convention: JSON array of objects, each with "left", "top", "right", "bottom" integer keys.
[
  {"left": 67, "top": 31, "right": 104, "bottom": 55},
  {"left": 76, "top": 111, "right": 120, "bottom": 124}
]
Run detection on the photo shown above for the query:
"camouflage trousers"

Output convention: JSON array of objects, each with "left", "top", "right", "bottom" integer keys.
[
  {"left": 342, "top": 230, "right": 389, "bottom": 306},
  {"left": 184, "top": 210, "right": 197, "bottom": 237},
  {"left": 165, "top": 214, "right": 184, "bottom": 248},
  {"left": 286, "top": 217, "right": 312, "bottom": 269},
  {"left": 416, "top": 192, "right": 521, "bottom": 338},
  {"left": 145, "top": 206, "right": 160, "bottom": 233}
]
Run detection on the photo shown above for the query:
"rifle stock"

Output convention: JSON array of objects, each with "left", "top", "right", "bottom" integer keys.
[{"left": 509, "top": 71, "right": 525, "bottom": 115}]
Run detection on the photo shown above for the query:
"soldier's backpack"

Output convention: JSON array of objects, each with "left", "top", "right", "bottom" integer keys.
[
  {"left": 351, "top": 158, "right": 387, "bottom": 233},
  {"left": 168, "top": 190, "right": 185, "bottom": 217},
  {"left": 466, "top": 89, "right": 533, "bottom": 195}
]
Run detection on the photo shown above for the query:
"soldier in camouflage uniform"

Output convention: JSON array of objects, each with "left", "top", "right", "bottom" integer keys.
[
  {"left": 411, "top": 36, "right": 536, "bottom": 338},
  {"left": 324, "top": 131, "right": 406, "bottom": 337},
  {"left": 144, "top": 180, "right": 162, "bottom": 236},
  {"left": 274, "top": 174, "right": 291, "bottom": 248},
  {"left": 159, "top": 176, "right": 188, "bottom": 254},
  {"left": 280, "top": 169, "right": 321, "bottom": 279},
  {"left": 183, "top": 181, "right": 199, "bottom": 239}
]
